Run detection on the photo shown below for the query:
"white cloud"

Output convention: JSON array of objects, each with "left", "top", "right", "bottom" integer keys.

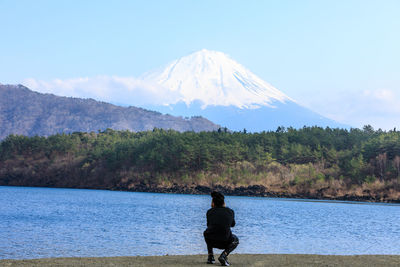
[
  {"left": 362, "top": 89, "right": 394, "bottom": 101},
  {"left": 23, "top": 76, "right": 182, "bottom": 107},
  {"left": 359, "top": 89, "right": 400, "bottom": 115},
  {"left": 299, "top": 88, "right": 400, "bottom": 130}
]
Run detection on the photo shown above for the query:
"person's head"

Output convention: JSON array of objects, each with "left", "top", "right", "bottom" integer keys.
[{"left": 211, "top": 191, "right": 225, "bottom": 208}]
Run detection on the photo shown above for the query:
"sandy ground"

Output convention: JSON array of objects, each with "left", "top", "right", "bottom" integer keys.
[{"left": 1, "top": 254, "right": 400, "bottom": 267}]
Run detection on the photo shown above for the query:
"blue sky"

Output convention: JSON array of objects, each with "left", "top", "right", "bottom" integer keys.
[{"left": 1, "top": 0, "right": 399, "bottom": 129}]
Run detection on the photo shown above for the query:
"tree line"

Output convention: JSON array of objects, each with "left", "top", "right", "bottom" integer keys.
[{"left": 0, "top": 125, "right": 399, "bottom": 201}]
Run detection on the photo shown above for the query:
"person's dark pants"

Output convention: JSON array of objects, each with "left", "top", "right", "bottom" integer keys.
[{"left": 204, "top": 234, "right": 239, "bottom": 256}]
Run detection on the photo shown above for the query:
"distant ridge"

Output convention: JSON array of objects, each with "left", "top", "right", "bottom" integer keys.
[{"left": 0, "top": 84, "right": 220, "bottom": 139}]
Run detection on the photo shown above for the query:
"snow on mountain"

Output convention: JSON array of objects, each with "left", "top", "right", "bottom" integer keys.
[
  {"left": 141, "top": 49, "right": 292, "bottom": 108},
  {"left": 141, "top": 49, "right": 348, "bottom": 131}
]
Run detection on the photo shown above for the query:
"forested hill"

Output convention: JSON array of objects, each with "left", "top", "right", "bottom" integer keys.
[
  {"left": 1, "top": 126, "right": 399, "bottom": 202},
  {"left": 0, "top": 84, "right": 219, "bottom": 139}
]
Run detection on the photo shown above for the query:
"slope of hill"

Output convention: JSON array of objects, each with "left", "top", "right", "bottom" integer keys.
[
  {"left": 0, "top": 84, "right": 219, "bottom": 139},
  {"left": 141, "top": 49, "right": 349, "bottom": 131}
]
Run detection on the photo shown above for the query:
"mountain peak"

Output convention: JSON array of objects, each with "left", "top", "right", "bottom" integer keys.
[{"left": 142, "top": 49, "right": 292, "bottom": 108}]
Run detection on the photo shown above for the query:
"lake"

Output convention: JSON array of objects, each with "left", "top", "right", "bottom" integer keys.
[{"left": 0, "top": 186, "right": 399, "bottom": 259}]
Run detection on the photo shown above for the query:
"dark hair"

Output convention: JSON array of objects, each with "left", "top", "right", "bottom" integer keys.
[{"left": 211, "top": 191, "right": 225, "bottom": 207}]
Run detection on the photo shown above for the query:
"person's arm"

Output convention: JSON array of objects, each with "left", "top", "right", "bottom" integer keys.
[
  {"left": 206, "top": 209, "right": 210, "bottom": 227},
  {"left": 231, "top": 209, "right": 236, "bottom": 227}
]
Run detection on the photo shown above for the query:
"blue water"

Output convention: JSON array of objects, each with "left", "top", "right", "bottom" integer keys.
[{"left": 0, "top": 186, "right": 399, "bottom": 259}]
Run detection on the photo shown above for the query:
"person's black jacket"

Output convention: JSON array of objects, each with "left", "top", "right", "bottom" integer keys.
[{"left": 204, "top": 207, "right": 235, "bottom": 241}]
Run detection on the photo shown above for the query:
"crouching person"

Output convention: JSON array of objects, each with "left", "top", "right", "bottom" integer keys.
[{"left": 204, "top": 191, "right": 239, "bottom": 266}]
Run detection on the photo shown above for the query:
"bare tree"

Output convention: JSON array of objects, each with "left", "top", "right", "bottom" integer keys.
[
  {"left": 376, "top": 153, "right": 387, "bottom": 181},
  {"left": 393, "top": 155, "right": 400, "bottom": 178}
]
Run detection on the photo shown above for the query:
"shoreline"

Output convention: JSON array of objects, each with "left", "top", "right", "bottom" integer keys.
[
  {"left": 121, "top": 183, "right": 400, "bottom": 203},
  {"left": 2, "top": 184, "right": 399, "bottom": 204},
  {"left": 2, "top": 254, "right": 400, "bottom": 267}
]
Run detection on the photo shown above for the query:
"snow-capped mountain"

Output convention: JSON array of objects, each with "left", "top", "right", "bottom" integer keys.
[
  {"left": 141, "top": 49, "right": 347, "bottom": 131},
  {"left": 142, "top": 49, "right": 292, "bottom": 108},
  {"left": 23, "top": 49, "right": 347, "bottom": 132}
]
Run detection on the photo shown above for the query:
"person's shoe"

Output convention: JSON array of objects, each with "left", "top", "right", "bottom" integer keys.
[
  {"left": 207, "top": 254, "right": 215, "bottom": 264},
  {"left": 218, "top": 252, "right": 230, "bottom": 266}
]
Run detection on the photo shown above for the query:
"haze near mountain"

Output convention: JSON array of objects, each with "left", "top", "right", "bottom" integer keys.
[{"left": 142, "top": 49, "right": 347, "bottom": 131}]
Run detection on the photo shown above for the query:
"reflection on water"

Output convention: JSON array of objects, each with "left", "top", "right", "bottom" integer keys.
[{"left": 0, "top": 186, "right": 399, "bottom": 259}]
